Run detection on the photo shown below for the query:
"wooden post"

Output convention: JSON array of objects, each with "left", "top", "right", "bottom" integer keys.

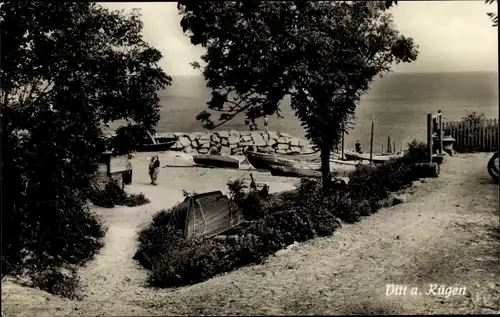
[
  {"left": 438, "top": 110, "right": 443, "bottom": 154},
  {"left": 427, "top": 113, "right": 433, "bottom": 163},
  {"left": 393, "top": 140, "right": 396, "bottom": 155},
  {"left": 387, "top": 135, "right": 392, "bottom": 153},
  {"left": 370, "top": 114, "right": 375, "bottom": 164},
  {"left": 381, "top": 144, "right": 384, "bottom": 154},
  {"left": 400, "top": 140, "right": 403, "bottom": 153}
]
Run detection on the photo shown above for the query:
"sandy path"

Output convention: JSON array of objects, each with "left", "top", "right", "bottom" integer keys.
[{"left": 2, "top": 152, "right": 499, "bottom": 315}]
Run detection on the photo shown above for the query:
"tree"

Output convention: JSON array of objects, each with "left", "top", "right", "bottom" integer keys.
[
  {"left": 178, "top": 1, "right": 418, "bottom": 190},
  {"left": 1, "top": 2, "right": 170, "bottom": 280},
  {"left": 385, "top": 0, "right": 498, "bottom": 27}
]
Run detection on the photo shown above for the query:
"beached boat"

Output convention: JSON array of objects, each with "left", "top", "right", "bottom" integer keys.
[
  {"left": 246, "top": 151, "right": 349, "bottom": 170},
  {"left": 269, "top": 165, "right": 322, "bottom": 178},
  {"left": 246, "top": 151, "right": 298, "bottom": 170},
  {"left": 343, "top": 150, "right": 403, "bottom": 163},
  {"left": 268, "top": 164, "right": 355, "bottom": 179},
  {"left": 329, "top": 159, "right": 364, "bottom": 166},
  {"left": 193, "top": 155, "right": 240, "bottom": 169},
  {"left": 136, "top": 140, "right": 176, "bottom": 152}
]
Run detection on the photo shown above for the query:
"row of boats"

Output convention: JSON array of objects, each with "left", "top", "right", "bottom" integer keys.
[{"left": 193, "top": 149, "right": 404, "bottom": 178}]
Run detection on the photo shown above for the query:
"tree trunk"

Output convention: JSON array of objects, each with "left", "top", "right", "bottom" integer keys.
[{"left": 320, "top": 144, "right": 332, "bottom": 193}]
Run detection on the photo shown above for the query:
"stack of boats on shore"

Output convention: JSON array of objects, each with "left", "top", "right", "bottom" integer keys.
[
  {"left": 245, "top": 150, "right": 359, "bottom": 178},
  {"left": 245, "top": 149, "right": 405, "bottom": 178},
  {"left": 192, "top": 147, "right": 404, "bottom": 179}
]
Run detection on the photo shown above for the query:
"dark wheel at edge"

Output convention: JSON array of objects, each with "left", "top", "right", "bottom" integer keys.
[{"left": 487, "top": 152, "right": 499, "bottom": 182}]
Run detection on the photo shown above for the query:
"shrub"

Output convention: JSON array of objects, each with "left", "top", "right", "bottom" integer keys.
[
  {"left": 133, "top": 206, "right": 193, "bottom": 270},
  {"left": 461, "top": 110, "right": 485, "bottom": 126},
  {"left": 32, "top": 266, "right": 81, "bottom": 300},
  {"left": 146, "top": 233, "right": 266, "bottom": 287},
  {"left": 349, "top": 150, "right": 421, "bottom": 206},
  {"left": 87, "top": 181, "right": 150, "bottom": 208},
  {"left": 405, "top": 139, "right": 428, "bottom": 164},
  {"left": 227, "top": 178, "right": 294, "bottom": 220}
]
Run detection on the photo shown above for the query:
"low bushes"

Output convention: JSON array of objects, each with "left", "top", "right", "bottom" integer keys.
[
  {"left": 87, "top": 181, "right": 150, "bottom": 208},
  {"left": 31, "top": 266, "right": 82, "bottom": 300},
  {"left": 135, "top": 140, "right": 428, "bottom": 287}
]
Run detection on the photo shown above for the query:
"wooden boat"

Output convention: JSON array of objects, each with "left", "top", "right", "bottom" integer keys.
[
  {"left": 268, "top": 164, "right": 355, "bottom": 179},
  {"left": 193, "top": 155, "right": 240, "bottom": 169},
  {"left": 246, "top": 151, "right": 298, "bottom": 170},
  {"left": 329, "top": 159, "right": 364, "bottom": 166},
  {"left": 247, "top": 151, "right": 348, "bottom": 171},
  {"left": 136, "top": 140, "right": 176, "bottom": 152},
  {"left": 258, "top": 149, "right": 342, "bottom": 161},
  {"left": 343, "top": 150, "right": 403, "bottom": 163},
  {"left": 269, "top": 165, "right": 322, "bottom": 178}
]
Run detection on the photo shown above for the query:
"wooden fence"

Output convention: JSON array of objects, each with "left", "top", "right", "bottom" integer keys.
[{"left": 443, "top": 118, "right": 499, "bottom": 153}]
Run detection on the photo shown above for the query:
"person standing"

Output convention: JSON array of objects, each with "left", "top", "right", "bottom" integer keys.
[
  {"left": 355, "top": 140, "right": 362, "bottom": 154},
  {"left": 148, "top": 157, "right": 155, "bottom": 184},
  {"left": 151, "top": 156, "right": 160, "bottom": 185},
  {"left": 250, "top": 118, "right": 256, "bottom": 131},
  {"left": 263, "top": 115, "right": 269, "bottom": 131},
  {"left": 124, "top": 154, "right": 133, "bottom": 185}
]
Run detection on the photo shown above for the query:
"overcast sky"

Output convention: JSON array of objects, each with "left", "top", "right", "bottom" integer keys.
[{"left": 103, "top": 1, "right": 498, "bottom": 75}]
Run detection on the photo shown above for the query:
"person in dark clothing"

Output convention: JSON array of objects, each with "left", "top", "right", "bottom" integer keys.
[
  {"left": 152, "top": 156, "right": 160, "bottom": 185},
  {"left": 355, "top": 140, "right": 362, "bottom": 154},
  {"left": 149, "top": 155, "right": 160, "bottom": 185},
  {"left": 124, "top": 154, "right": 133, "bottom": 185}
]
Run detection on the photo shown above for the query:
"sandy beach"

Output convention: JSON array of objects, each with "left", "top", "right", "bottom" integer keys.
[{"left": 2, "top": 152, "right": 499, "bottom": 316}]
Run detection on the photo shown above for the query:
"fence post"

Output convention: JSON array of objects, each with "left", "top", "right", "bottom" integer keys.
[
  {"left": 438, "top": 110, "right": 443, "bottom": 154},
  {"left": 427, "top": 113, "right": 433, "bottom": 163},
  {"left": 488, "top": 119, "right": 492, "bottom": 152}
]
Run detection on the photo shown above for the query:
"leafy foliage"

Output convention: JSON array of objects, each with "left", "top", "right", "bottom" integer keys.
[
  {"left": 87, "top": 181, "right": 150, "bottom": 208},
  {"left": 462, "top": 110, "right": 486, "bottom": 125},
  {"left": 405, "top": 140, "right": 429, "bottom": 163},
  {"left": 1, "top": 2, "right": 170, "bottom": 296},
  {"left": 178, "top": 1, "right": 418, "bottom": 188},
  {"left": 136, "top": 151, "right": 425, "bottom": 287},
  {"left": 108, "top": 124, "right": 152, "bottom": 155},
  {"left": 459, "top": 110, "right": 488, "bottom": 152},
  {"left": 31, "top": 266, "right": 82, "bottom": 300}
]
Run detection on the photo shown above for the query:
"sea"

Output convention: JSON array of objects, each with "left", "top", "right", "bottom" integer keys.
[{"left": 153, "top": 71, "right": 498, "bottom": 151}]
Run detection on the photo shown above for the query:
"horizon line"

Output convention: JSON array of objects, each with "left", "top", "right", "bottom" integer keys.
[{"left": 168, "top": 70, "right": 498, "bottom": 76}]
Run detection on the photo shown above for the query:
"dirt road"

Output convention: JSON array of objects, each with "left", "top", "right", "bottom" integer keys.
[{"left": 2, "top": 153, "right": 499, "bottom": 315}]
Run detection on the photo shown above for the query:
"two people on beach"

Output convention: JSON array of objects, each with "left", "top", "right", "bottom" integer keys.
[
  {"left": 149, "top": 155, "right": 160, "bottom": 185},
  {"left": 244, "top": 115, "right": 268, "bottom": 131}
]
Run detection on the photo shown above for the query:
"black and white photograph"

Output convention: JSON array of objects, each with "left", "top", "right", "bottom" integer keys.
[{"left": 1, "top": 1, "right": 499, "bottom": 315}]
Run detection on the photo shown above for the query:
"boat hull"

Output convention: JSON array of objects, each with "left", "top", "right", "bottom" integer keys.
[
  {"left": 247, "top": 151, "right": 349, "bottom": 171},
  {"left": 269, "top": 165, "right": 322, "bottom": 178},
  {"left": 343, "top": 151, "right": 402, "bottom": 163},
  {"left": 246, "top": 151, "right": 297, "bottom": 170},
  {"left": 268, "top": 164, "right": 355, "bottom": 178},
  {"left": 193, "top": 155, "right": 240, "bottom": 169},
  {"left": 136, "top": 141, "right": 176, "bottom": 152}
]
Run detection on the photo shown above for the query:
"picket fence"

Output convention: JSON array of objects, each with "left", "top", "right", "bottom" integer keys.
[{"left": 442, "top": 118, "right": 499, "bottom": 153}]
